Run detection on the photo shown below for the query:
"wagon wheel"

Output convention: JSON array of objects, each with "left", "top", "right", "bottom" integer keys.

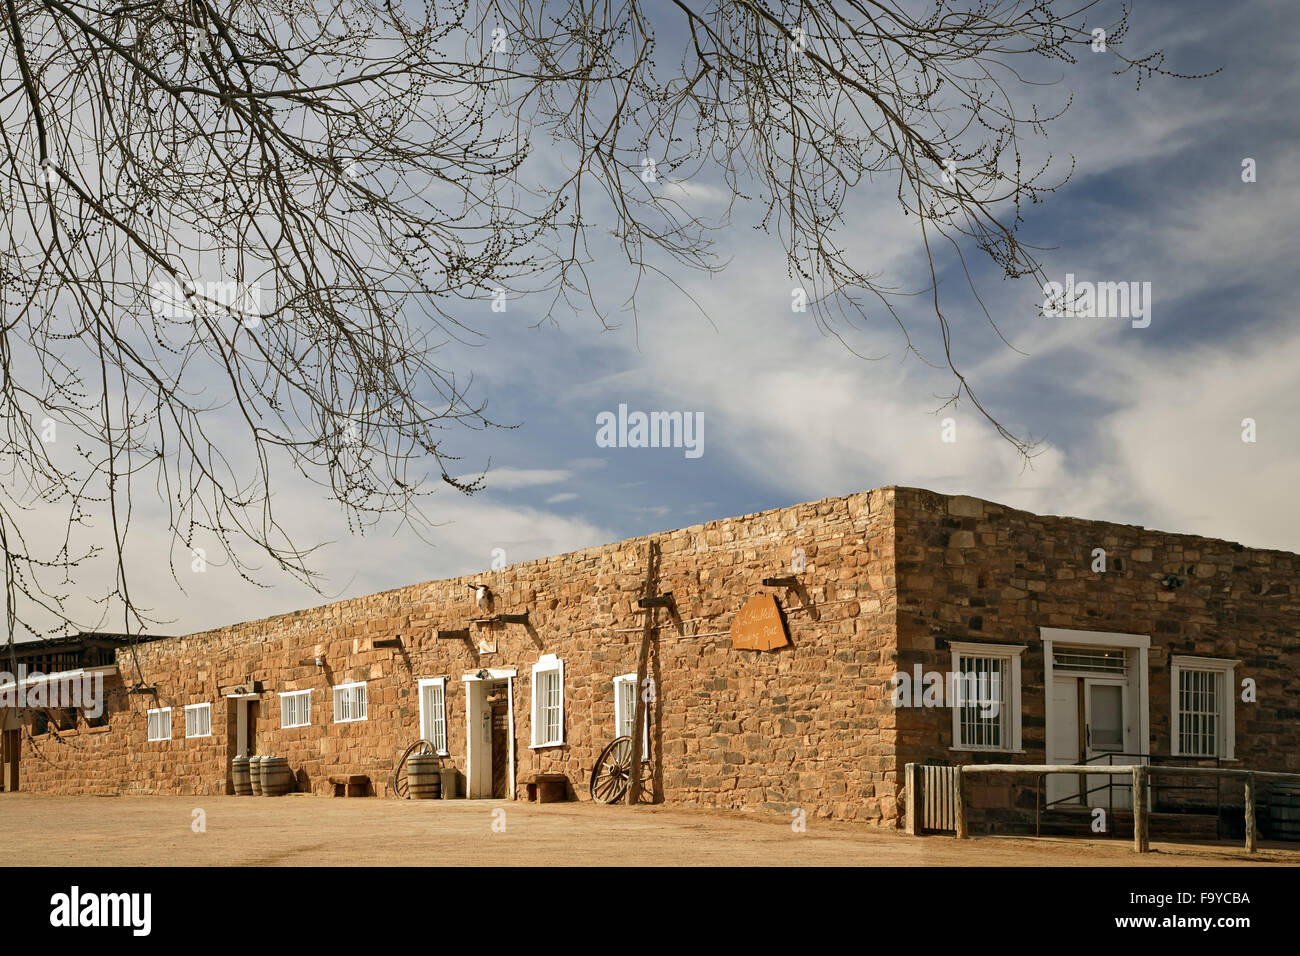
[
  {"left": 392, "top": 738, "right": 438, "bottom": 799},
  {"left": 589, "top": 736, "right": 655, "bottom": 804}
]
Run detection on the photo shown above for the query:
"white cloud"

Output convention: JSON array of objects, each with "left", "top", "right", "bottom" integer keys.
[{"left": 462, "top": 467, "right": 571, "bottom": 490}]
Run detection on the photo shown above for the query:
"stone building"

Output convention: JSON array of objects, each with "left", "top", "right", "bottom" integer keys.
[{"left": 3, "top": 487, "right": 1297, "bottom": 834}]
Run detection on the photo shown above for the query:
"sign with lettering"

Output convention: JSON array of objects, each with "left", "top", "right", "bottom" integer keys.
[{"left": 730, "top": 593, "right": 790, "bottom": 651}]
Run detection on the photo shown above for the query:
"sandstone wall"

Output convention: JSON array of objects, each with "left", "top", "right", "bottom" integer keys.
[
  {"left": 19, "top": 489, "right": 899, "bottom": 824},
  {"left": 893, "top": 487, "right": 1300, "bottom": 832}
]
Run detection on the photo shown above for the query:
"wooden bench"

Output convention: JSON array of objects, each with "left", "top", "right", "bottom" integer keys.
[
  {"left": 525, "top": 773, "right": 568, "bottom": 803},
  {"left": 329, "top": 774, "right": 369, "bottom": 798}
]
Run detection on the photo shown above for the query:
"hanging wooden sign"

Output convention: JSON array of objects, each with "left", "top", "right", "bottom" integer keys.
[{"left": 730, "top": 593, "right": 790, "bottom": 650}]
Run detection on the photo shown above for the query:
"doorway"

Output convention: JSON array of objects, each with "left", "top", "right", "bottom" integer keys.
[
  {"left": 1, "top": 722, "right": 19, "bottom": 792},
  {"left": 1042, "top": 629, "right": 1150, "bottom": 811},
  {"left": 462, "top": 669, "right": 516, "bottom": 799},
  {"left": 1047, "top": 675, "right": 1131, "bottom": 807}
]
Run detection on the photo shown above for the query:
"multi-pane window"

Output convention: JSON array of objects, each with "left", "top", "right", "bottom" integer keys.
[
  {"left": 949, "top": 642, "right": 1024, "bottom": 752},
  {"left": 332, "top": 682, "right": 367, "bottom": 723},
  {"left": 419, "top": 679, "right": 448, "bottom": 754},
  {"left": 530, "top": 655, "right": 564, "bottom": 748},
  {"left": 184, "top": 703, "right": 211, "bottom": 738},
  {"left": 1172, "top": 657, "right": 1236, "bottom": 759},
  {"left": 613, "top": 673, "right": 649, "bottom": 753},
  {"left": 280, "top": 690, "right": 311, "bottom": 729},
  {"left": 956, "top": 655, "right": 1007, "bottom": 749},
  {"left": 147, "top": 707, "right": 172, "bottom": 741}
]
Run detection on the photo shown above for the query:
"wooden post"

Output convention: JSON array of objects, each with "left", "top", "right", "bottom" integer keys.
[
  {"left": 904, "top": 763, "right": 920, "bottom": 835},
  {"left": 1132, "top": 765, "right": 1149, "bottom": 853},
  {"left": 954, "top": 766, "right": 968, "bottom": 839},
  {"left": 626, "top": 542, "right": 657, "bottom": 806},
  {"left": 1245, "top": 772, "right": 1257, "bottom": 854}
]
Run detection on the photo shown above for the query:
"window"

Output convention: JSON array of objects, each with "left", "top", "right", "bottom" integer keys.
[
  {"left": 949, "top": 642, "right": 1024, "bottom": 752},
  {"left": 613, "top": 673, "right": 648, "bottom": 754},
  {"left": 418, "top": 678, "right": 448, "bottom": 754},
  {"left": 280, "top": 690, "right": 311, "bottom": 729},
  {"left": 530, "top": 655, "right": 564, "bottom": 748},
  {"left": 147, "top": 707, "right": 172, "bottom": 741},
  {"left": 184, "top": 703, "right": 211, "bottom": 738},
  {"left": 1171, "top": 656, "right": 1237, "bottom": 759},
  {"left": 332, "top": 682, "right": 367, "bottom": 723}
]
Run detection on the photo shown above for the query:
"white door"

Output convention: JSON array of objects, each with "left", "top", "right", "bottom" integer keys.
[
  {"left": 1046, "top": 677, "right": 1080, "bottom": 804},
  {"left": 464, "top": 679, "right": 492, "bottom": 798},
  {"left": 1084, "top": 678, "right": 1130, "bottom": 809}
]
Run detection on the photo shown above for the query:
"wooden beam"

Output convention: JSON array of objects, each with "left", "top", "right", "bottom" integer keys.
[
  {"left": 373, "top": 637, "right": 403, "bottom": 648},
  {"left": 437, "top": 629, "right": 470, "bottom": 641},
  {"left": 761, "top": 576, "right": 799, "bottom": 588},
  {"left": 636, "top": 592, "right": 674, "bottom": 610}
]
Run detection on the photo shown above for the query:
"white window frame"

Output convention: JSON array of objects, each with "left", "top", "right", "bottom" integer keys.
[
  {"left": 530, "top": 654, "right": 564, "bottom": 749},
  {"left": 184, "top": 702, "right": 211, "bottom": 738},
  {"left": 279, "top": 689, "right": 311, "bottom": 729},
  {"left": 949, "top": 642, "right": 1024, "bottom": 753},
  {"left": 418, "top": 678, "right": 449, "bottom": 755},
  {"left": 1171, "top": 656, "right": 1238, "bottom": 760},
  {"left": 613, "top": 673, "right": 649, "bottom": 756},
  {"left": 332, "top": 681, "right": 368, "bottom": 723},
  {"left": 147, "top": 707, "right": 172, "bottom": 742}
]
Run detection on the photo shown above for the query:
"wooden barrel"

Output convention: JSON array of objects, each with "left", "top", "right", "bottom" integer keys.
[
  {"left": 408, "top": 754, "right": 442, "bottom": 799},
  {"left": 232, "top": 756, "right": 253, "bottom": 796},
  {"left": 249, "top": 756, "right": 263, "bottom": 796},
  {"left": 261, "top": 756, "right": 293, "bottom": 796}
]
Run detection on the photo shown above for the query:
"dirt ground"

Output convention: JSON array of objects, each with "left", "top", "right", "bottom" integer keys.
[{"left": 2, "top": 792, "right": 1298, "bottom": 866}]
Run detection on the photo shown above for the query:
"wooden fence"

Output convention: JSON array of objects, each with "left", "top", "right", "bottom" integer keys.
[{"left": 905, "top": 762, "right": 1300, "bottom": 853}]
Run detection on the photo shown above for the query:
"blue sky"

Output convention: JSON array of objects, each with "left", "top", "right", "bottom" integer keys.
[{"left": 45, "top": 0, "right": 1300, "bottom": 637}]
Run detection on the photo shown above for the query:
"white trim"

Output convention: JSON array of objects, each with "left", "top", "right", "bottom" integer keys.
[
  {"left": 331, "top": 681, "right": 368, "bottom": 723},
  {"left": 1041, "top": 627, "right": 1151, "bottom": 769},
  {"left": 613, "top": 673, "right": 649, "bottom": 756},
  {"left": 279, "top": 689, "right": 311, "bottom": 728},
  {"left": 184, "top": 702, "right": 212, "bottom": 738},
  {"left": 948, "top": 642, "right": 1024, "bottom": 753},
  {"left": 417, "top": 677, "right": 449, "bottom": 755},
  {"left": 530, "top": 654, "right": 565, "bottom": 749},
  {"left": 146, "top": 706, "right": 172, "bottom": 741},
  {"left": 460, "top": 668, "right": 518, "bottom": 681},
  {"left": 1170, "top": 656, "right": 1237, "bottom": 760}
]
